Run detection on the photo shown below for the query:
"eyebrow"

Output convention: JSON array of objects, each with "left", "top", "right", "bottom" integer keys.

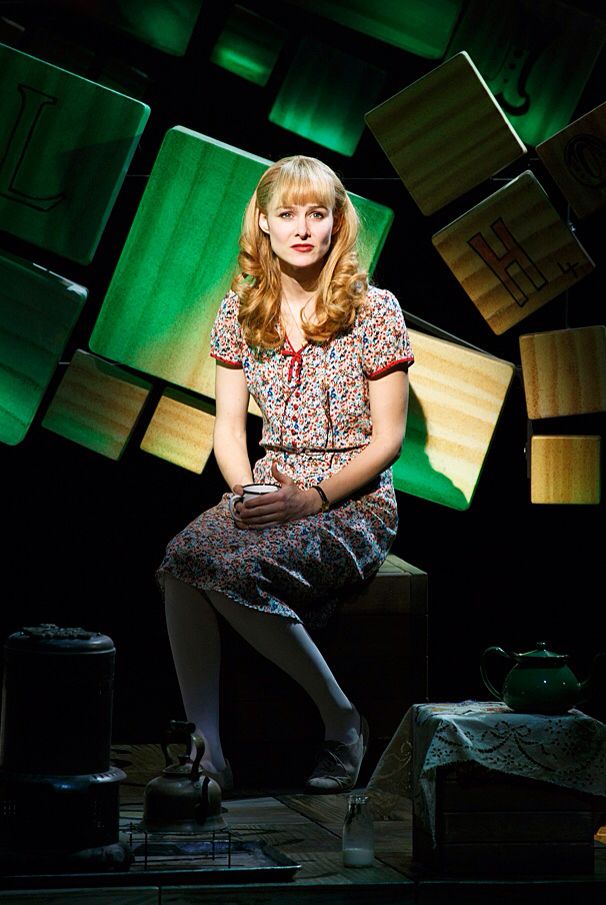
[{"left": 275, "top": 202, "right": 330, "bottom": 211}]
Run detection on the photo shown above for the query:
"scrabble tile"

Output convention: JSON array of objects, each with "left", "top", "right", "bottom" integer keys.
[
  {"left": 531, "top": 435, "right": 601, "bottom": 504},
  {"left": 140, "top": 388, "right": 215, "bottom": 473},
  {"left": 0, "top": 250, "right": 86, "bottom": 446},
  {"left": 42, "top": 350, "right": 151, "bottom": 460},
  {"left": 520, "top": 326, "right": 606, "bottom": 419},
  {"left": 89, "top": 128, "right": 394, "bottom": 400},
  {"left": 393, "top": 328, "right": 515, "bottom": 510},
  {"left": 0, "top": 41, "right": 150, "bottom": 263},
  {"left": 269, "top": 37, "right": 385, "bottom": 157},
  {"left": 210, "top": 6, "right": 286, "bottom": 86},
  {"left": 447, "top": 0, "right": 606, "bottom": 147},
  {"left": 536, "top": 102, "right": 606, "bottom": 220},
  {"left": 432, "top": 171, "right": 594, "bottom": 334},
  {"left": 285, "top": 0, "right": 463, "bottom": 59},
  {"left": 365, "top": 51, "right": 526, "bottom": 215}
]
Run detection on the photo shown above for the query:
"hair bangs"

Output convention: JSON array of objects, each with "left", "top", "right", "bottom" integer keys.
[{"left": 268, "top": 158, "right": 336, "bottom": 212}]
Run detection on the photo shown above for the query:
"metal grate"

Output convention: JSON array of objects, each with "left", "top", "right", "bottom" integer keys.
[{"left": 124, "top": 821, "right": 233, "bottom": 871}]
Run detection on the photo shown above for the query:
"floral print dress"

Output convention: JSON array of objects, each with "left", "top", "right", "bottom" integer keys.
[{"left": 157, "top": 285, "right": 414, "bottom": 628}]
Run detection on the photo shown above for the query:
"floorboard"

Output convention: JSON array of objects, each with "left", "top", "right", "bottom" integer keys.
[{"left": 1, "top": 744, "right": 605, "bottom": 905}]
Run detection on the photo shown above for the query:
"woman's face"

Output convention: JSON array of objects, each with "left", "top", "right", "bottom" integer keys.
[{"left": 259, "top": 200, "right": 335, "bottom": 276}]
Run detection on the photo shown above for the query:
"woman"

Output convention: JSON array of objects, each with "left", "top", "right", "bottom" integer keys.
[{"left": 157, "top": 155, "right": 413, "bottom": 795}]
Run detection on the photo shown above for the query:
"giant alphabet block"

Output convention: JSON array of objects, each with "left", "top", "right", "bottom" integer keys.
[
  {"left": 520, "top": 326, "right": 606, "bottom": 419},
  {"left": 210, "top": 6, "right": 286, "bottom": 86},
  {"left": 269, "top": 37, "right": 385, "bottom": 157},
  {"left": 285, "top": 0, "right": 463, "bottom": 59},
  {"left": 42, "top": 350, "right": 151, "bottom": 460},
  {"left": 57, "top": 0, "right": 204, "bottom": 56},
  {"left": 393, "top": 328, "right": 515, "bottom": 510},
  {"left": 140, "top": 388, "right": 215, "bottom": 473},
  {"left": 0, "top": 41, "right": 150, "bottom": 263},
  {"left": 365, "top": 51, "right": 526, "bottom": 215},
  {"left": 432, "top": 171, "right": 594, "bottom": 335},
  {"left": 536, "top": 102, "right": 606, "bottom": 220},
  {"left": 531, "top": 435, "right": 601, "bottom": 504},
  {"left": 0, "top": 250, "right": 86, "bottom": 446}
]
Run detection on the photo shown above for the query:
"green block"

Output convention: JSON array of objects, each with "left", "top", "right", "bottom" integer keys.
[
  {"left": 42, "top": 350, "right": 152, "bottom": 460},
  {"left": 285, "top": 0, "right": 463, "bottom": 59},
  {"left": 393, "top": 400, "right": 472, "bottom": 511},
  {"left": 210, "top": 5, "right": 286, "bottom": 86},
  {"left": 0, "top": 41, "right": 150, "bottom": 263},
  {"left": 0, "top": 250, "right": 86, "bottom": 446},
  {"left": 89, "top": 128, "right": 394, "bottom": 398},
  {"left": 70, "top": 0, "right": 204, "bottom": 57},
  {"left": 354, "top": 194, "right": 394, "bottom": 278},
  {"left": 269, "top": 37, "right": 385, "bottom": 157},
  {"left": 447, "top": 0, "right": 606, "bottom": 147}
]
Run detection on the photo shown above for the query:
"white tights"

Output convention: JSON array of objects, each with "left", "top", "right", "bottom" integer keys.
[{"left": 163, "top": 575, "right": 358, "bottom": 773}]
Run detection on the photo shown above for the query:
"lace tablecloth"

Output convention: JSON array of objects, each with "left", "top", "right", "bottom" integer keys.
[{"left": 366, "top": 701, "right": 606, "bottom": 843}]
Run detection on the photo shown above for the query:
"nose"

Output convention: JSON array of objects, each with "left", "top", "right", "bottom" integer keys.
[{"left": 294, "top": 215, "right": 310, "bottom": 238}]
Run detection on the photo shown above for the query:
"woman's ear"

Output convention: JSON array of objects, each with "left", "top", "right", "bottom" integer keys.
[{"left": 259, "top": 211, "right": 269, "bottom": 234}]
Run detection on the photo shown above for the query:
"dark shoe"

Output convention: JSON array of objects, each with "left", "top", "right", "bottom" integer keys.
[{"left": 304, "top": 715, "right": 369, "bottom": 794}]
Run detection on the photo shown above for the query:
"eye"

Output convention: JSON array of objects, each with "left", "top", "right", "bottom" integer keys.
[
  {"left": 278, "top": 211, "right": 293, "bottom": 219},
  {"left": 309, "top": 211, "right": 325, "bottom": 219}
]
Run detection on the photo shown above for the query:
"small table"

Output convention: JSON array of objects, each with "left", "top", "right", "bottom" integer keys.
[{"left": 366, "top": 701, "right": 606, "bottom": 875}]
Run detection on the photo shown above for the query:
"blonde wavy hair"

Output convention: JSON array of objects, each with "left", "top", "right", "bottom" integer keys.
[{"left": 231, "top": 155, "right": 368, "bottom": 349}]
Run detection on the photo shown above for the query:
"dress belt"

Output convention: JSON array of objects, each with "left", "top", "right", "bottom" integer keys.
[{"left": 262, "top": 444, "right": 366, "bottom": 455}]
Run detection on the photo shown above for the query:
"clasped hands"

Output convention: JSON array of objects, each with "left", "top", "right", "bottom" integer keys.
[{"left": 231, "top": 461, "right": 323, "bottom": 529}]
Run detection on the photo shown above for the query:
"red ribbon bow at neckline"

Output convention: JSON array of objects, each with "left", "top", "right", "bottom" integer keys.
[{"left": 281, "top": 344, "right": 304, "bottom": 384}]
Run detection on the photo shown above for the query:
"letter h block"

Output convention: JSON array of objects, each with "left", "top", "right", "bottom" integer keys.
[{"left": 432, "top": 171, "right": 594, "bottom": 334}]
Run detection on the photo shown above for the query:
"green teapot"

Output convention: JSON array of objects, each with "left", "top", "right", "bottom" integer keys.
[{"left": 480, "top": 641, "right": 602, "bottom": 715}]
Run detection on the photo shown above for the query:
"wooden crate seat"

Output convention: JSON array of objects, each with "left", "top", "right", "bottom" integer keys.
[{"left": 219, "top": 554, "right": 428, "bottom": 789}]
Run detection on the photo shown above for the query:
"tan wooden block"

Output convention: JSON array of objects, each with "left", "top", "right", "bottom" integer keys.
[
  {"left": 432, "top": 171, "right": 594, "bottom": 335},
  {"left": 531, "top": 435, "right": 601, "bottom": 504},
  {"left": 140, "top": 387, "right": 215, "bottom": 473},
  {"left": 536, "top": 101, "right": 606, "bottom": 219},
  {"left": 520, "top": 325, "right": 606, "bottom": 419},
  {"left": 393, "top": 329, "right": 515, "bottom": 509},
  {"left": 364, "top": 50, "right": 526, "bottom": 215},
  {"left": 41, "top": 349, "right": 151, "bottom": 460}
]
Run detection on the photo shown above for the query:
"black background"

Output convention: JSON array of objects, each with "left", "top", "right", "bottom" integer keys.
[{"left": 1, "top": 0, "right": 605, "bottom": 743}]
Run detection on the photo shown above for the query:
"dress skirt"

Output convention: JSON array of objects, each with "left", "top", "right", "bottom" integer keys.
[{"left": 156, "top": 465, "right": 398, "bottom": 629}]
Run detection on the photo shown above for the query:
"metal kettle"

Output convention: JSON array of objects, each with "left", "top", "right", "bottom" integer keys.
[{"left": 140, "top": 720, "right": 226, "bottom": 833}]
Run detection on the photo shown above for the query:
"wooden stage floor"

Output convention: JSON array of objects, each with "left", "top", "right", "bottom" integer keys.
[{"left": 1, "top": 744, "right": 605, "bottom": 904}]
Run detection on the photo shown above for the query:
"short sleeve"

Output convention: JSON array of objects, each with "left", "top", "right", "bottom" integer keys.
[
  {"left": 360, "top": 287, "right": 414, "bottom": 378},
  {"left": 209, "top": 290, "right": 244, "bottom": 366}
]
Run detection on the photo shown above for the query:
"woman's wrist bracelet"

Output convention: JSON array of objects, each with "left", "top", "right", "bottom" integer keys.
[{"left": 311, "top": 484, "right": 330, "bottom": 512}]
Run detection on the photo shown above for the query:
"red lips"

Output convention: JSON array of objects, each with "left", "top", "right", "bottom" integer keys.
[{"left": 291, "top": 244, "right": 313, "bottom": 250}]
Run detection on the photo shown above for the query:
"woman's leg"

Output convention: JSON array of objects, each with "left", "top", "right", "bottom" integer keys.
[
  {"left": 205, "top": 589, "right": 360, "bottom": 744},
  {"left": 165, "top": 576, "right": 364, "bottom": 791},
  {"left": 163, "top": 575, "right": 228, "bottom": 774}
]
